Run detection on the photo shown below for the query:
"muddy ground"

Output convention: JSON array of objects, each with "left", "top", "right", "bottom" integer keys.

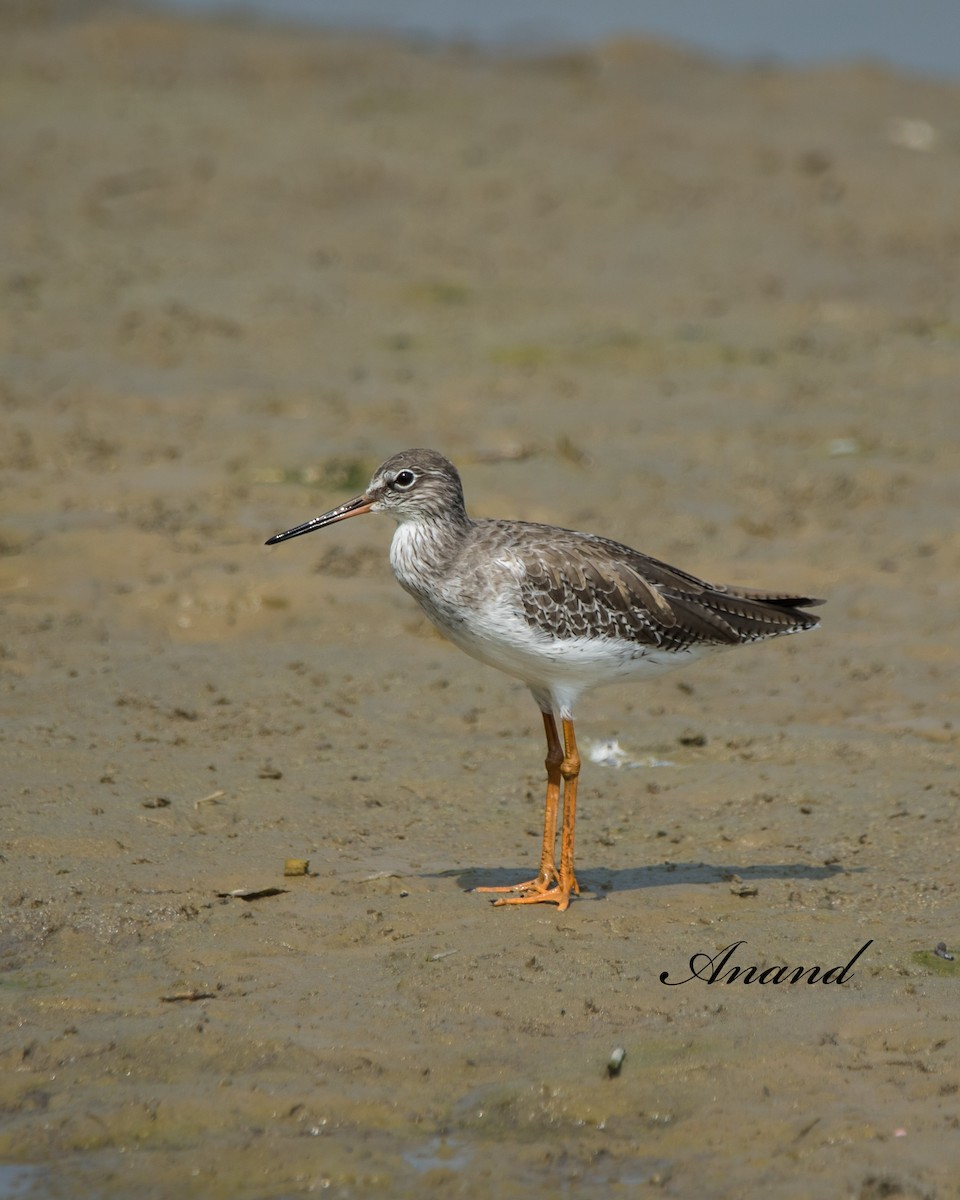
[{"left": 1, "top": 7, "right": 959, "bottom": 1197}]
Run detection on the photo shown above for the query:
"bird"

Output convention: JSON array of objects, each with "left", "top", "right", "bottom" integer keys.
[{"left": 266, "top": 448, "right": 822, "bottom": 911}]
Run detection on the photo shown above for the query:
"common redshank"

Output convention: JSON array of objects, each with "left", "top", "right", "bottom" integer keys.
[{"left": 266, "top": 448, "right": 822, "bottom": 911}]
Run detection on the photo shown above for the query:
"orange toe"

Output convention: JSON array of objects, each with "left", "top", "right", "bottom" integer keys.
[
  {"left": 474, "top": 866, "right": 559, "bottom": 896},
  {"left": 492, "top": 885, "right": 573, "bottom": 911},
  {"left": 487, "top": 873, "right": 578, "bottom": 910}
]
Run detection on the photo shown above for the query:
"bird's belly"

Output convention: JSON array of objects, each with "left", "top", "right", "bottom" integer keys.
[{"left": 414, "top": 590, "right": 711, "bottom": 691}]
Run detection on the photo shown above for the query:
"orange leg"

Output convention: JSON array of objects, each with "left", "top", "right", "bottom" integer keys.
[
  {"left": 478, "top": 715, "right": 581, "bottom": 911},
  {"left": 476, "top": 711, "right": 562, "bottom": 896}
]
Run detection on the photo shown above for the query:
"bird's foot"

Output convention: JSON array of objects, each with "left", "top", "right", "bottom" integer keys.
[
  {"left": 475, "top": 870, "right": 579, "bottom": 912},
  {"left": 491, "top": 876, "right": 579, "bottom": 911},
  {"left": 474, "top": 865, "right": 559, "bottom": 896}
]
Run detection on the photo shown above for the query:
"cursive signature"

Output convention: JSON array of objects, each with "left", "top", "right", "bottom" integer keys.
[{"left": 659, "top": 939, "right": 872, "bottom": 986}]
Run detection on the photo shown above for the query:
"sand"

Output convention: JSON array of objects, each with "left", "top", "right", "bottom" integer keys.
[{"left": 1, "top": 7, "right": 959, "bottom": 1197}]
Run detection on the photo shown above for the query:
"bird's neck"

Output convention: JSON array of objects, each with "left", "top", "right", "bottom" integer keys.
[{"left": 389, "top": 512, "right": 470, "bottom": 593}]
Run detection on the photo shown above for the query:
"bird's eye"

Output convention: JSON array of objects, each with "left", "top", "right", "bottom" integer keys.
[{"left": 393, "top": 470, "right": 416, "bottom": 490}]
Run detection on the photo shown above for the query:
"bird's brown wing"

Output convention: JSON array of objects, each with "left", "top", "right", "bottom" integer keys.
[{"left": 508, "top": 524, "right": 822, "bottom": 650}]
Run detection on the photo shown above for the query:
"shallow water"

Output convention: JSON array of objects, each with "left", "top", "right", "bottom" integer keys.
[{"left": 153, "top": 0, "right": 960, "bottom": 78}]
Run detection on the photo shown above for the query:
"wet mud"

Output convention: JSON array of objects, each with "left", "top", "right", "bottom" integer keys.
[{"left": 1, "top": 8, "right": 959, "bottom": 1197}]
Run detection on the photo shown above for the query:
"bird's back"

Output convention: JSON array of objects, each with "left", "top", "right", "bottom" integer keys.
[{"left": 457, "top": 518, "right": 821, "bottom": 653}]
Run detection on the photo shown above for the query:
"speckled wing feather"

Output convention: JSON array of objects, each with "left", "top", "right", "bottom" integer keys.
[{"left": 511, "top": 525, "right": 822, "bottom": 650}]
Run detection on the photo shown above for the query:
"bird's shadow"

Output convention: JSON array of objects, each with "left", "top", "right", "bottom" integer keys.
[{"left": 439, "top": 861, "right": 854, "bottom": 901}]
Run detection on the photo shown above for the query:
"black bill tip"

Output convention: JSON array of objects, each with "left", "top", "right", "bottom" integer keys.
[{"left": 265, "top": 495, "right": 374, "bottom": 546}]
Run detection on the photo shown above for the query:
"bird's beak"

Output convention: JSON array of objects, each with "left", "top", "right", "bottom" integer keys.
[{"left": 265, "top": 492, "right": 374, "bottom": 545}]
